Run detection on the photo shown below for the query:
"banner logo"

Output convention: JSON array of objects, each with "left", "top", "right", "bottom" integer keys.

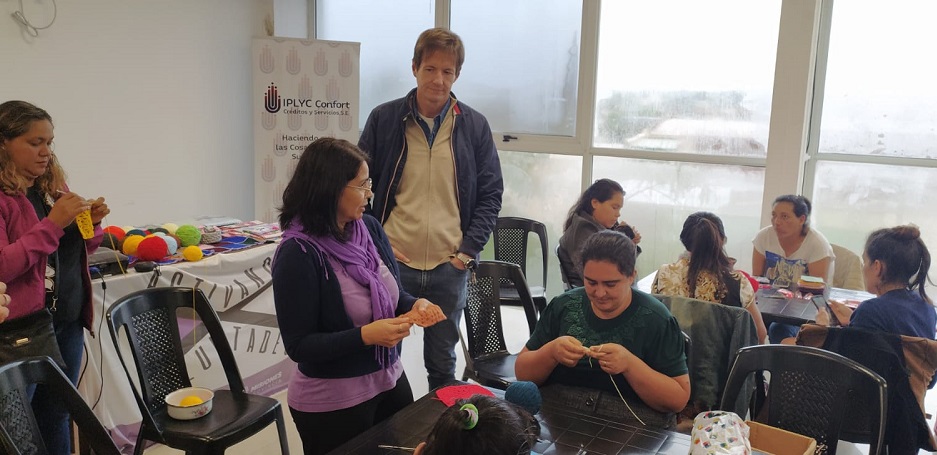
[{"left": 264, "top": 83, "right": 281, "bottom": 113}]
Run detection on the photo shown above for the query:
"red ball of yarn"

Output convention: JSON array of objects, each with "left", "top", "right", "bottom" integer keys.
[
  {"left": 135, "top": 236, "right": 168, "bottom": 261},
  {"left": 103, "top": 225, "right": 127, "bottom": 241}
]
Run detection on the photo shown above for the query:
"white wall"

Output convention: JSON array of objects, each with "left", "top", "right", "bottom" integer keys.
[
  {"left": 2, "top": 0, "right": 271, "bottom": 226},
  {"left": 273, "top": 0, "right": 307, "bottom": 39}
]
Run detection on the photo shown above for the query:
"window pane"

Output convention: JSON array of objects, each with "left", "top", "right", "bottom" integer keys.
[
  {"left": 592, "top": 157, "right": 765, "bottom": 277},
  {"left": 818, "top": 1, "right": 937, "bottom": 158},
  {"left": 451, "top": 0, "right": 581, "bottom": 136},
  {"left": 495, "top": 151, "right": 582, "bottom": 299},
  {"left": 316, "top": 0, "right": 433, "bottom": 129},
  {"left": 594, "top": 1, "right": 780, "bottom": 157},
  {"left": 811, "top": 161, "right": 937, "bottom": 258}
]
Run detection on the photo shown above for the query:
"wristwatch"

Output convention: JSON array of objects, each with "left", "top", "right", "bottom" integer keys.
[{"left": 455, "top": 252, "right": 477, "bottom": 270}]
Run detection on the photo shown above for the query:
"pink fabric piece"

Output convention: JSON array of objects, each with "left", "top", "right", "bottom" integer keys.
[{"left": 435, "top": 384, "right": 494, "bottom": 407}]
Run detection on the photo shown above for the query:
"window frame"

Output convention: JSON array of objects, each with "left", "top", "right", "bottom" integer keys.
[
  {"left": 305, "top": 0, "right": 936, "bottom": 243},
  {"left": 803, "top": 0, "right": 937, "bottom": 207}
]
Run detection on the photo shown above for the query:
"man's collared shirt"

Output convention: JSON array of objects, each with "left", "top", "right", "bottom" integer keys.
[{"left": 414, "top": 97, "right": 452, "bottom": 148}]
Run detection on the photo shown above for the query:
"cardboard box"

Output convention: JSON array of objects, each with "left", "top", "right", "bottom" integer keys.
[{"left": 747, "top": 421, "right": 817, "bottom": 455}]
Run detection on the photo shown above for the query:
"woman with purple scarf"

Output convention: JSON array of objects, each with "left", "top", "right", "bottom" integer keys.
[{"left": 272, "top": 137, "right": 445, "bottom": 455}]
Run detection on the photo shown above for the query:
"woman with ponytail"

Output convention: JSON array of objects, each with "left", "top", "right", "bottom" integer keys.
[
  {"left": 558, "top": 179, "right": 642, "bottom": 288},
  {"left": 752, "top": 194, "right": 834, "bottom": 287},
  {"left": 819, "top": 225, "right": 935, "bottom": 339},
  {"left": 753, "top": 194, "right": 834, "bottom": 342},
  {"left": 415, "top": 395, "right": 539, "bottom": 455},
  {"left": 653, "top": 212, "right": 767, "bottom": 343}
]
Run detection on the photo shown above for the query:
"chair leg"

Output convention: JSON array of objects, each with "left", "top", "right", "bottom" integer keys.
[
  {"left": 275, "top": 406, "right": 290, "bottom": 455},
  {"left": 78, "top": 424, "right": 91, "bottom": 455},
  {"left": 133, "top": 431, "right": 146, "bottom": 455}
]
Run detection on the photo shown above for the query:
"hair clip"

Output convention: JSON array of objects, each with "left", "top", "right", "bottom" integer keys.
[{"left": 460, "top": 403, "right": 479, "bottom": 430}]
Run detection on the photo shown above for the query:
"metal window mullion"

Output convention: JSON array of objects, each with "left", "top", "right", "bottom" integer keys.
[
  {"left": 578, "top": 0, "right": 602, "bottom": 192},
  {"left": 802, "top": 0, "right": 836, "bottom": 207}
]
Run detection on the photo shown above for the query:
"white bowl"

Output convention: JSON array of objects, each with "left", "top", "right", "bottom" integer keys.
[{"left": 165, "top": 387, "right": 214, "bottom": 420}]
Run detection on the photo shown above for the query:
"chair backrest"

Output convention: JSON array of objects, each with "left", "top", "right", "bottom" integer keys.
[
  {"left": 494, "top": 217, "right": 548, "bottom": 288},
  {"left": 830, "top": 244, "right": 865, "bottom": 291},
  {"left": 721, "top": 344, "right": 886, "bottom": 455},
  {"left": 106, "top": 287, "right": 245, "bottom": 435},
  {"left": 0, "top": 357, "right": 120, "bottom": 455},
  {"left": 464, "top": 261, "right": 538, "bottom": 360},
  {"left": 556, "top": 245, "right": 574, "bottom": 291},
  {"left": 655, "top": 294, "right": 759, "bottom": 416},
  {"left": 797, "top": 324, "right": 937, "bottom": 452}
]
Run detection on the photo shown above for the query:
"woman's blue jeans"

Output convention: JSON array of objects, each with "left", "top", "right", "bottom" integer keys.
[{"left": 32, "top": 319, "right": 85, "bottom": 455}]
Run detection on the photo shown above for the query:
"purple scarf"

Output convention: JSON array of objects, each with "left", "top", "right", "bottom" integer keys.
[{"left": 279, "top": 218, "right": 398, "bottom": 367}]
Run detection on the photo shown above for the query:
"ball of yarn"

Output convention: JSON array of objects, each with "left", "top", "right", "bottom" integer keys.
[
  {"left": 161, "top": 223, "right": 179, "bottom": 235},
  {"left": 161, "top": 235, "right": 179, "bottom": 255},
  {"left": 182, "top": 245, "right": 204, "bottom": 262},
  {"left": 103, "top": 226, "right": 126, "bottom": 241},
  {"left": 150, "top": 227, "right": 169, "bottom": 235},
  {"left": 126, "top": 228, "right": 148, "bottom": 237},
  {"left": 122, "top": 235, "right": 145, "bottom": 256},
  {"left": 504, "top": 381, "right": 542, "bottom": 415},
  {"left": 176, "top": 225, "right": 202, "bottom": 247},
  {"left": 100, "top": 233, "right": 120, "bottom": 250},
  {"left": 136, "top": 236, "right": 168, "bottom": 261},
  {"left": 200, "top": 226, "right": 222, "bottom": 244}
]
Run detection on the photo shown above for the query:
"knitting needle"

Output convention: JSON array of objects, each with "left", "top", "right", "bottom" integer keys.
[{"left": 377, "top": 444, "right": 416, "bottom": 452}]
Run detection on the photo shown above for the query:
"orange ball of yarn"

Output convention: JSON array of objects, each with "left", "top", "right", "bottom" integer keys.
[{"left": 103, "top": 225, "right": 126, "bottom": 241}]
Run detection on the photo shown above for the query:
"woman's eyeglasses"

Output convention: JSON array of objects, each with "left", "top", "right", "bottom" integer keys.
[{"left": 347, "top": 178, "right": 373, "bottom": 194}]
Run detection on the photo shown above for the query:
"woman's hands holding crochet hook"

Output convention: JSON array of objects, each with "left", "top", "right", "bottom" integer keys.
[
  {"left": 361, "top": 317, "right": 412, "bottom": 348},
  {"left": 586, "top": 343, "right": 629, "bottom": 375}
]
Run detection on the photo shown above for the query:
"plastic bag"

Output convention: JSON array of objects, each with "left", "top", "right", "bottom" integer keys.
[{"left": 690, "top": 411, "right": 751, "bottom": 454}]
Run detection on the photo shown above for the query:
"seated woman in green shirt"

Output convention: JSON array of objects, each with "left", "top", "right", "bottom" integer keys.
[{"left": 515, "top": 230, "right": 689, "bottom": 428}]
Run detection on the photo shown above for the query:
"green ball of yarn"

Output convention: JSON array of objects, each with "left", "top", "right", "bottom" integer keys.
[{"left": 175, "top": 225, "right": 202, "bottom": 247}]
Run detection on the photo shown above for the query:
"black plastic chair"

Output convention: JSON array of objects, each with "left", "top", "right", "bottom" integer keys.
[
  {"left": 720, "top": 344, "right": 887, "bottom": 455},
  {"left": 493, "top": 217, "right": 549, "bottom": 313},
  {"left": 460, "top": 261, "right": 539, "bottom": 390},
  {"left": 106, "top": 287, "right": 289, "bottom": 455},
  {"left": 0, "top": 356, "right": 120, "bottom": 455},
  {"left": 556, "top": 245, "right": 576, "bottom": 291},
  {"left": 797, "top": 324, "right": 937, "bottom": 453}
]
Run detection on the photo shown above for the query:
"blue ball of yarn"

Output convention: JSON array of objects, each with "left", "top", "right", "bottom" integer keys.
[
  {"left": 162, "top": 235, "right": 178, "bottom": 255},
  {"left": 504, "top": 380, "right": 542, "bottom": 415},
  {"left": 126, "top": 228, "right": 148, "bottom": 237}
]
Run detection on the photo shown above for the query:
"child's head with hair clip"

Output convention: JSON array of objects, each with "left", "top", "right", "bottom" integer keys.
[{"left": 415, "top": 395, "right": 539, "bottom": 455}]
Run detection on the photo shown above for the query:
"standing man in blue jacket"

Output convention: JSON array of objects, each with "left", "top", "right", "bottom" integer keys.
[{"left": 358, "top": 27, "right": 503, "bottom": 390}]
